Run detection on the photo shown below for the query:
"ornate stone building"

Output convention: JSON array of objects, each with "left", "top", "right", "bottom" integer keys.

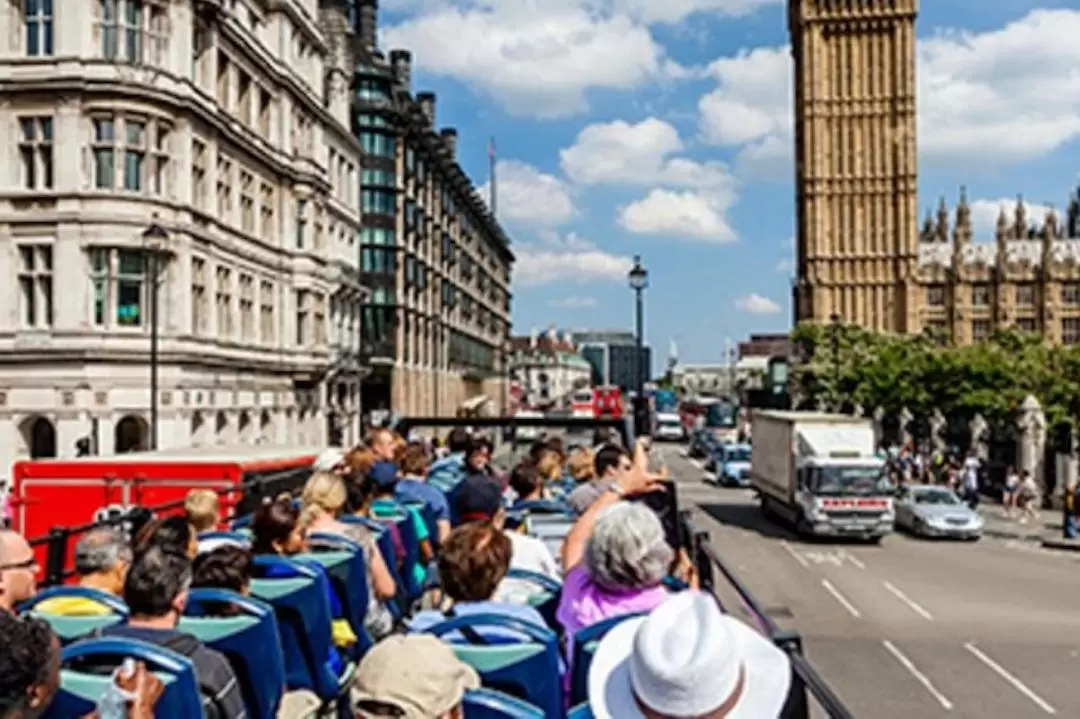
[
  {"left": 917, "top": 189, "right": 1080, "bottom": 346},
  {"left": 789, "top": 0, "right": 920, "bottom": 332}
]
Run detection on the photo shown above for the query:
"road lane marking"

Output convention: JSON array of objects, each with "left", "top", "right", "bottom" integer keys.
[
  {"left": 780, "top": 540, "right": 810, "bottom": 569},
  {"left": 882, "top": 640, "right": 954, "bottom": 711},
  {"left": 821, "top": 579, "right": 861, "bottom": 618},
  {"left": 964, "top": 643, "right": 1057, "bottom": 714},
  {"left": 882, "top": 581, "right": 934, "bottom": 621},
  {"left": 840, "top": 551, "right": 866, "bottom": 569}
]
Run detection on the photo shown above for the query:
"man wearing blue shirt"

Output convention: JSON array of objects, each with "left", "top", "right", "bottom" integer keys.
[{"left": 395, "top": 442, "right": 452, "bottom": 544}]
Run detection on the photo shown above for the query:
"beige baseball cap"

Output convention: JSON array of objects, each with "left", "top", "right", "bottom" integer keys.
[{"left": 352, "top": 635, "right": 480, "bottom": 718}]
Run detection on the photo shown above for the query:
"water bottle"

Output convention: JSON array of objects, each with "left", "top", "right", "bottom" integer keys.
[{"left": 96, "top": 658, "right": 138, "bottom": 719}]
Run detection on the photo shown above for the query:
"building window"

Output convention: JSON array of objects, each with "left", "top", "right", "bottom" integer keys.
[
  {"left": 123, "top": 118, "right": 145, "bottom": 191},
  {"left": 296, "top": 289, "right": 310, "bottom": 345},
  {"left": 1062, "top": 283, "right": 1080, "bottom": 306},
  {"left": 1063, "top": 318, "right": 1080, "bottom": 345},
  {"left": 260, "top": 280, "right": 275, "bottom": 345},
  {"left": 216, "top": 154, "right": 233, "bottom": 221},
  {"left": 191, "top": 257, "right": 207, "bottom": 335},
  {"left": 91, "top": 114, "right": 169, "bottom": 193},
  {"left": 150, "top": 121, "right": 170, "bottom": 195},
  {"left": 971, "top": 284, "right": 991, "bottom": 308},
  {"left": 17, "top": 244, "right": 53, "bottom": 329},
  {"left": 192, "top": 139, "right": 207, "bottom": 210},
  {"left": 92, "top": 117, "right": 116, "bottom": 189},
  {"left": 24, "top": 0, "right": 53, "bottom": 56},
  {"left": 18, "top": 116, "right": 53, "bottom": 190},
  {"left": 361, "top": 226, "right": 395, "bottom": 245},
  {"left": 239, "top": 171, "right": 255, "bottom": 234},
  {"left": 96, "top": 0, "right": 169, "bottom": 64},
  {"left": 925, "top": 285, "right": 945, "bottom": 306},
  {"left": 359, "top": 132, "right": 395, "bottom": 158},
  {"left": 314, "top": 293, "right": 327, "bottom": 346},
  {"left": 90, "top": 248, "right": 146, "bottom": 328},
  {"left": 1016, "top": 317, "right": 1037, "bottom": 334},
  {"left": 260, "top": 183, "right": 275, "bottom": 239},
  {"left": 354, "top": 78, "right": 391, "bottom": 102},
  {"left": 239, "top": 273, "right": 254, "bottom": 341},
  {"left": 971, "top": 319, "right": 991, "bottom": 342},
  {"left": 361, "top": 247, "right": 396, "bottom": 274},
  {"left": 1015, "top": 284, "right": 1036, "bottom": 306},
  {"left": 362, "top": 189, "right": 396, "bottom": 216},
  {"left": 296, "top": 199, "right": 307, "bottom": 248},
  {"left": 215, "top": 267, "right": 232, "bottom": 339}
]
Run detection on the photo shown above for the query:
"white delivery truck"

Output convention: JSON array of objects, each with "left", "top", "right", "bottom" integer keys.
[{"left": 751, "top": 411, "right": 895, "bottom": 541}]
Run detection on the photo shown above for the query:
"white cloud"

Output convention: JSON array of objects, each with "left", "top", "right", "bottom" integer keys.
[
  {"left": 513, "top": 233, "right": 633, "bottom": 286},
  {"left": 607, "top": 0, "right": 780, "bottom": 25},
  {"left": 735, "top": 293, "right": 781, "bottom": 315},
  {"left": 382, "top": 2, "right": 680, "bottom": 117},
  {"left": 698, "top": 9, "right": 1080, "bottom": 175},
  {"left": 775, "top": 258, "right": 793, "bottom": 273},
  {"left": 549, "top": 296, "right": 598, "bottom": 308},
  {"left": 617, "top": 189, "right": 736, "bottom": 241},
  {"left": 559, "top": 117, "right": 733, "bottom": 188},
  {"left": 479, "top": 160, "right": 576, "bottom": 226}
]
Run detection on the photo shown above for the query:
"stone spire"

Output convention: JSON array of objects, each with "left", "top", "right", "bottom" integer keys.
[
  {"left": 920, "top": 209, "right": 934, "bottom": 243},
  {"left": 1067, "top": 188, "right": 1080, "bottom": 238},
  {"left": 935, "top": 196, "right": 950, "bottom": 242},
  {"left": 1013, "top": 195, "right": 1028, "bottom": 239},
  {"left": 995, "top": 206, "right": 1010, "bottom": 248},
  {"left": 954, "top": 186, "right": 972, "bottom": 246}
]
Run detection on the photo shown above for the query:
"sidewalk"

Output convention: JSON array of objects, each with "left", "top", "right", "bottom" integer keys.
[{"left": 977, "top": 506, "right": 1080, "bottom": 551}]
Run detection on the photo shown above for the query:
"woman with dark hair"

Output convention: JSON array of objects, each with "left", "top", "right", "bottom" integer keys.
[
  {"left": 249, "top": 498, "right": 356, "bottom": 666},
  {"left": 191, "top": 545, "right": 254, "bottom": 617},
  {"left": 134, "top": 515, "right": 197, "bottom": 560}
]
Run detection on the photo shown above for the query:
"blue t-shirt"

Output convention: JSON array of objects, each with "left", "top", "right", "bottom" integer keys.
[
  {"left": 396, "top": 478, "right": 451, "bottom": 523},
  {"left": 428, "top": 453, "right": 466, "bottom": 493}
]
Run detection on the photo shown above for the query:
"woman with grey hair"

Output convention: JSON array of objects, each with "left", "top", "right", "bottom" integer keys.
[{"left": 556, "top": 440, "right": 674, "bottom": 641}]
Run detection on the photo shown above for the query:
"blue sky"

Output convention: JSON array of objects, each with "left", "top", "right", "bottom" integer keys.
[{"left": 377, "top": 1, "right": 1080, "bottom": 370}]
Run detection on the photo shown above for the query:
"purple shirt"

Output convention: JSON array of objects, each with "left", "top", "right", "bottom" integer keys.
[{"left": 555, "top": 565, "right": 671, "bottom": 641}]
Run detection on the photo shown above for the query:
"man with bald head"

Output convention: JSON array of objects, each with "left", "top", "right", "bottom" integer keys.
[
  {"left": 35, "top": 528, "right": 131, "bottom": 617},
  {"left": 0, "top": 529, "right": 38, "bottom": 613}
]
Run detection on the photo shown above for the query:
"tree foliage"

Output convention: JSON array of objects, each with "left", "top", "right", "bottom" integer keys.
[{"left": 790, "top": 323, "right": 1080, "bottom": 427}]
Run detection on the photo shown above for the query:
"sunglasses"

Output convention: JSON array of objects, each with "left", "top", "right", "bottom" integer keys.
[{"left": 0, "top": 557, "right": 38, "bottom": 572}]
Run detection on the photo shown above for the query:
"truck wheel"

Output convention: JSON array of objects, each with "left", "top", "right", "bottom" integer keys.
[{"left": 795, "top": 512, "right": 812, "bottom": 536}]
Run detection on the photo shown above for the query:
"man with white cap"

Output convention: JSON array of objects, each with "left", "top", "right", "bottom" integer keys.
[
  {"left": 352, "top": 634, "right": 480, "bottom": 718},
  {"left": 312, "top": 447, "right": 349, "bottom": 475},
  {"left": 588, "top": 590, "right": 792, "bottom": 718}
]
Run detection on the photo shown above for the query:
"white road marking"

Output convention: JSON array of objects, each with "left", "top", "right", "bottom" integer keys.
[
  {"left": 882, "top": 640, "right": 954, "bottom": 711},
  {"left": 780, "top": 540, "right": 810, "bottom": 569},
  {"left": 841, "top": 551, "right": 866, "bottom": 569},
  {"left": 964, "top": 643, "right": 1057, "bottom": 714},
  {"left": 821, "top": 579, "right": 861, "bottom": 618},
  {"left": 882, "top": 581, "right": 934, "bottom": 621},
  {"left": 804, "top": 550, "right": 845, "bottom": 567}
]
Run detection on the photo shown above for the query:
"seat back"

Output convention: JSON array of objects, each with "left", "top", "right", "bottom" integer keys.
[
  {"left": 501, "top": 569, "right": 561, "bottom": 631},
  {"left": 19, "top": 587, "right": 129, "bottom": 644},
  {"left": 181, "top": 589, "right": 286, "bottom": 719},
  {"left": 513, "top": 500, "right": 571, "bottom": 516},
  {"left": 463, "top": 688, "right": 545, "bottom": 719},
  {"left": 524, "top": 515, "right": 574, "bottom": 563},
  {"left": 403, "top": 501, "right": 439, "bottom": 550},
  {"left": 248, "top": 556, "right": 343, "bottom": 701},
  {"left": 566, "top": 703, "right": 593, "bottom": 719},
  {"left": 570, "top": 612, "right": 646, "bottom": 706},
  {"left": 197, "top": 530, "right": 252, "bottom": 553},
  {"left": 296, "top": 537, "right": 374, "bottom": 655},
  {"left": 426, "top": 614, "right": 562, "bottom": 719},
  {"left": 377, "top": 509, "right": 422, "bottom": 601},
  {"left": 47, "top": 637, "right": 205, "bottom": 718}
]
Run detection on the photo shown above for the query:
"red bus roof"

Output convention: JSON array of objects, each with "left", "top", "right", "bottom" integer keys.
[{"left": 13, "top": 445, "right": 318, "bottom": 479}]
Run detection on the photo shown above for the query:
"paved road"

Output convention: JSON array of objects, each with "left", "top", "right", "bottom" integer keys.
[{"left": 655, "top": 443, "right": 1080, "bottom": 719}]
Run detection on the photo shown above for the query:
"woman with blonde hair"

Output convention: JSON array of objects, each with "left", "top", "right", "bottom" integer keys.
[
  {"left": 302, "top": 471, "right": 397, "bottom": 638},
  {"left": 567, "top": 447, "right": 596, "bottom": 483}
]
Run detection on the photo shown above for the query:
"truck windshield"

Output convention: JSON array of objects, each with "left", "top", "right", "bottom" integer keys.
[
  {"left": 705, "top": 401, "right": 737, "bottom": 428},
  {"left": 812, "top": 465, "right": 893, "bottom": 496}
]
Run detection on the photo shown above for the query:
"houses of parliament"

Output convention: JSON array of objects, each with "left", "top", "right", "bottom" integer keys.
[{"left": 788, "top": 0, "right": 1080, "bottom": 346}]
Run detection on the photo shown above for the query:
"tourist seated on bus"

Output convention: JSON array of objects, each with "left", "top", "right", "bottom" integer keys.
[
  {"left": 427, "top": 428, "right": 473, "bottom": 491},
  {"left": 408, "top": 522, "right": 550, "bottom": 644},
  {"left": 452, "top": 475, "right": 560, "bottom": 603},
  {"left": 568, "top": 447, "right": 596, "bottom": 484},
  {"left": 368, "top": 461, "right": 434, "bottom": 588},
  {"left": 353, "top": 634, "right": 479, "bottom": 719},
  {"left": 249, "top": 497, "right": 356, "bottom": 666},
  {"left": 34, "top": 529, "right": 131, "bottom": 617},
  {"left": 567, "top": 444, "right": 632, "bottom": 516},
  {"left": 345, "top": 476, "right": 407, "bottom": 567},
  {"left": 95, "top": 547, "right": 246, "bottom": 719},
  {"left": 311, "top": 447, "right": 350, "bottom": 476},
  {"left": 191, "top": 545, "right": 253, "bottom": 617},
  {"left": 509, "top": 462, "right": 549, "bottom": 506},
  {"left": 394, "top": 442, "right": 453, "bottom": 545},
  {"left": 557, "top": 454, "right": 675, "bottom": 653},
  {"left": 185, "top": 490, "right": 221, "bottom": 535},
  {"left": 135, "top": 516, "right": 198, "bottom": 561},
  {"left": 345, "top": 445, "right": 379, "bottom": 480},
  {"left": 0, "top": 530, "right": 38, "bottom": 614},
  {"left": 302, "top": 472, "right": 396, "bottom": 639}
]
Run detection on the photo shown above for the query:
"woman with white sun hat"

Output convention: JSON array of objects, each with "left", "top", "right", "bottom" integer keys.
[{"left": 587, "top": 589, "right": 793, "bottom": 718}]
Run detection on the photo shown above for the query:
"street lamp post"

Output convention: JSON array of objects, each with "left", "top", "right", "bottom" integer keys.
[
  {"left": 143, "top": 222, "right": 169, "bottom": 450},
  {"left": 628, "top": 256, "right": 649, "bottom": 436},
  {"left": 829, "top": 312, "right": 841, "bottom": 411}
]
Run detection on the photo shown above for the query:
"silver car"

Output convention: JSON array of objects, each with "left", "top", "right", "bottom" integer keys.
[{"left": 895, "top": 484, "right": 983, "bottom": 540}]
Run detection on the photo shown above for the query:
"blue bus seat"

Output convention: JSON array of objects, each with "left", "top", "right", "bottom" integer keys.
[
  {"left": 512, "top": 500, "right": 571, "bottom": 516},
  {"left": 463, "top": 688, "right": 545, "bottom": 718},
  {"left": 197, "top": 530, "right": 252, "bottom": 552},
  {"left": 567, "top": 703, "right": 593, "bottom": 719},
  {"left": 296, "top": 536, "right": 374, "bottom": 656},
  {"left": 501, "top": 569, "right": 562, "bottom": 632},
  {"left": 248, "top": 557, "right": 354, "bottom": 705},
  {"left": 375, "top": 510, "right": 423, "bottom": 603},
  {"left": 426, "top": 614, "right": 562, "bottom": 719},
  {"left": 19, "top": 587, "right": 129, "bottom": 645},
  {"left": 181, "top": 589, "right": 286, "bottom": 719},
  {"left": 569, "top": 612, "right": 646, "bottom": 706},
  {"left": 403, "top": 501, "right": 439, "bottom": 550},
  {"left": 46, "top": 637, "right": 205, "bottom": 718}
]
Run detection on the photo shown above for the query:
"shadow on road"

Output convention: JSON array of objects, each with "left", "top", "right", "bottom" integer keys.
[{"left": 698, "top": 500, "right": 797, "bottom": 541}]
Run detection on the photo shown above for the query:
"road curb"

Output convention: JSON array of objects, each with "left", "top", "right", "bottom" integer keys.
[
  {"left": 982, "top": 528, "right": 1045, "bottom": 542},
  {"left": 1040, "top": 538, "right": 1080, "bottom": 552}
]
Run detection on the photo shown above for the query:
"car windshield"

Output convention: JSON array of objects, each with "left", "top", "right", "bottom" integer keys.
[
  {"left": 705, "top": 401, "right": 737, "bottom": 429},
  {"left": 912, "top": 488, "right": 960, "bottom": 506},
  {"left": 811, "top": 465, "right": 893, "bottom": 496},
  {"left": 726, "top": 448, "right": 751, "bottom": 462}
]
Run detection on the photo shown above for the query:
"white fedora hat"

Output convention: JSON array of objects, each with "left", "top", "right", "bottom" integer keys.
[{"left": 588, "top": 591, "right": 791, "bottom": 719}]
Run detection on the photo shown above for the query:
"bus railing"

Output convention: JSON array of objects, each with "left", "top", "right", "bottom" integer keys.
[{"left": 690, "top": 527, "right": 854, "bottom": 719}]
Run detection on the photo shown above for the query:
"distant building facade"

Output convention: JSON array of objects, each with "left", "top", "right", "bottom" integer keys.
[
  {"left": 509, "top": 328, "right": 591, "bottom": 408},
  {"left": 574, "top": 331, "right": 651, "bottom": 391},
  {"left": 917, "top": 190, "right": 1080, "bottom": 346}
]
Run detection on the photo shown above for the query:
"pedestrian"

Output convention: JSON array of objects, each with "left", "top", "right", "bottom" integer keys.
[
  {"left": 961, "top": 455, "right": 980, "bottom": 510},
  {"left": 1063, "top": 480, "right": 1078, "bottom": 540},
  {"left": 1017, "top": 471, "right": 1039, "bottom": 524},
  {"left": 1002, "top": 465, "right": 1020, "bottom": 517}
]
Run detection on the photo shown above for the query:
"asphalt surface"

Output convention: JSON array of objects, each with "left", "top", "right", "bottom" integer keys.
[{"left": 656, "top": 443, "right": 1080, "bottom": 719}]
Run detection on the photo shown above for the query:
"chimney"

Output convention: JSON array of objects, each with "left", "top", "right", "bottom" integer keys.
[
  {"left": 357, "top": 0, "right": 377, "bottom": 52},
  {"left": 416, "top": 91, "right": 435, "bottom": 125},
  {"left": 440, "top": 127, "right": 457, "bottom": 159},
  {"left": 389, "top": 49, "right": 411, "bottom": 90}
]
